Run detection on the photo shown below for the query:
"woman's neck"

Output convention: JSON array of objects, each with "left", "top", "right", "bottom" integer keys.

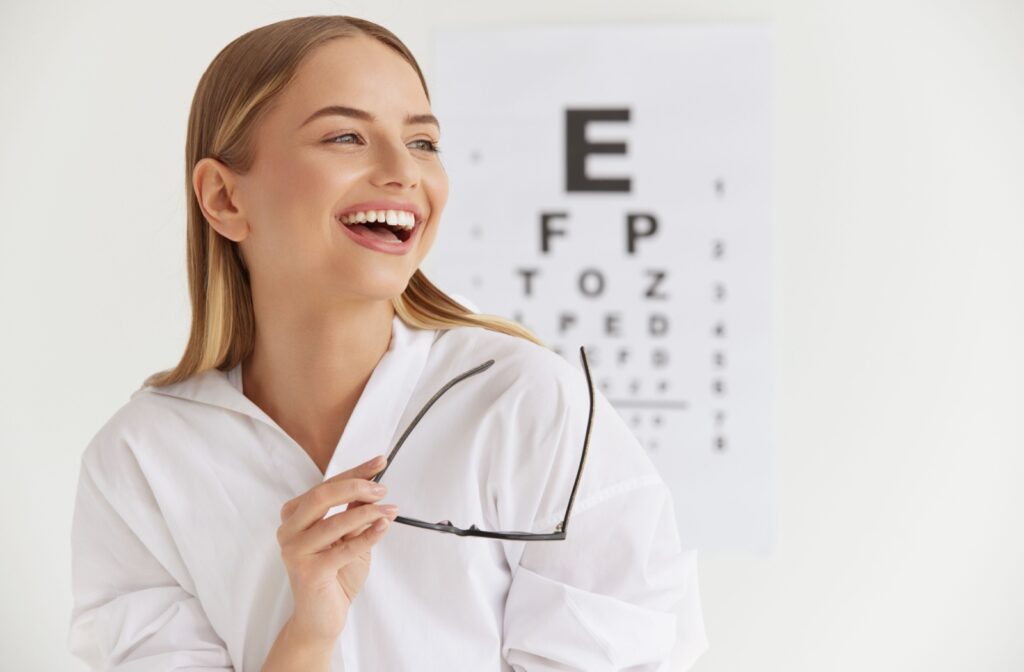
[{"left": 240, "top": 298, "right": 396, "bottom": 468}]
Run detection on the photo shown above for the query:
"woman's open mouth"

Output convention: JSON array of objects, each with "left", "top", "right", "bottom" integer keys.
[{"left": 337, "top": 209, "right": 422, "bottom": 255}]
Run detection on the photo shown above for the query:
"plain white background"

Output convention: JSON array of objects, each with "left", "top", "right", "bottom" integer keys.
[{"left": 1, "top": 1, "right": 1021, "bottom": 670}]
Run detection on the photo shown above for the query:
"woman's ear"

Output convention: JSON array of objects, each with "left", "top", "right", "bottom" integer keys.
[{"left": 192, "top": 157, "right": 249, "bottom": 242}]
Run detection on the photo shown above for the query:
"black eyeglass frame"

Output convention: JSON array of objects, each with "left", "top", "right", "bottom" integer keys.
[{"left": 368, "top": 346, "right": 595, "bottom": 541}]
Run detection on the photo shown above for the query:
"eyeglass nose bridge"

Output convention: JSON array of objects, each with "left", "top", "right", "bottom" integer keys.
[{"left": 394, "top": 513, "right": 569, "bottom": 541}]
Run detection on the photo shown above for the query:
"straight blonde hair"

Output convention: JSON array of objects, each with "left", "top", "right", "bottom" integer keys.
[{"left": 144, "top": 15, "right": 544, "bottom": 388}]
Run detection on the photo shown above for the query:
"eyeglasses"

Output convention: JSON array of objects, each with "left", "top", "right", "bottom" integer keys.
[{"left": 369, "top": 345, "right": 595, "bottom": 541}]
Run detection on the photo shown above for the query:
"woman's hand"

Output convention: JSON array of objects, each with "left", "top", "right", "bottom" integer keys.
[{"left": 275, "top": 455, "right": 398, "bottom": 647}]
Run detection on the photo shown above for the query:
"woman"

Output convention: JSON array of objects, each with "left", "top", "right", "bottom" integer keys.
[{"left": 68, "top": 15, "right": 708, "bottom": 671}]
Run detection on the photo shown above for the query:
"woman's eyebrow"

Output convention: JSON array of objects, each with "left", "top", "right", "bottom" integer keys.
[{"left": 299, "top": 104, "right": 440, "bottom": 132}]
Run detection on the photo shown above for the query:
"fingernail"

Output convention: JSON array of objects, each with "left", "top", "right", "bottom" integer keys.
[
  {"left": 371, "top": 484, "right": 387, "bottom": 495},
  {"left": 364, "top": 455, "right": 385, "bottom": 467}
]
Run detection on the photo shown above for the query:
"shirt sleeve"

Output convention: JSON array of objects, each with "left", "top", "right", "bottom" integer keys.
[
  {"left": 498, "top": 356, "right": 709, "bottom": 671},
  {"left": 67, "top": 448, "right": 235, "bottom": 671},
  {"left": 501, "top": 478, "right": 708, "bottom": 671}
]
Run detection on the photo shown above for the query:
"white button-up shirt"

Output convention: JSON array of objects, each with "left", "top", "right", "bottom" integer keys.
[{"left": 68, "top": 315, "right": 708, "bottom": 670}]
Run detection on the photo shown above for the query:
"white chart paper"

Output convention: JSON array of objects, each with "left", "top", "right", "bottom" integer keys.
[{"left": 427, "top": 25, "right": 773, "bottom": 552}]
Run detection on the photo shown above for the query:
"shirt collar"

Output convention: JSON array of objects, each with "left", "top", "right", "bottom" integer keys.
[{"left": 136, "top": 314, "right": 439, "bottom": 480}]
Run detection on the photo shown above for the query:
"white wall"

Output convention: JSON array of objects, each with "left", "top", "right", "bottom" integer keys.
[{"left": 1, "top": 1, "right": 1020, "bottom": 670}]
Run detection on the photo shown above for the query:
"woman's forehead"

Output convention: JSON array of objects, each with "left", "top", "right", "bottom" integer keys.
[{"left": 285, "top": 37, "right": 427, "bottom": 114}]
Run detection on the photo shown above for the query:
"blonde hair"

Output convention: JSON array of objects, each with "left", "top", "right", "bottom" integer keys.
[{"left": 144, "top": 15, "right": 545, "bottom": 388}]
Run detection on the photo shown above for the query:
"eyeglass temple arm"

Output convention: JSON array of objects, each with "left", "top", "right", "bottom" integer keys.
[
  {"left": 370, "top": 357, "right": 497, "bottom": 484},
  {"left": 553, "top": 345, "right": 595, "bottom": 536}
]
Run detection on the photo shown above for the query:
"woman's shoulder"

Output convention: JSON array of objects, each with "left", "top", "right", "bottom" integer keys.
[
  {"left": 78, "top": 372, "right": 212, "bottom": 474},
  {"left": 440, "top": 325, "right": 664, "bottom": 510}
]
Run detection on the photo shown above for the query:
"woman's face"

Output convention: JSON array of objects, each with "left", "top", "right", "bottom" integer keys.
[{"left": 233, "top": 35, "right": 447, "bottom": 307}]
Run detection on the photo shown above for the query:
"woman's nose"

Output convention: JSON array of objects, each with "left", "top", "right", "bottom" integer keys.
[{"left": 369, "top": 139, "right": 420, "bottom": 187}]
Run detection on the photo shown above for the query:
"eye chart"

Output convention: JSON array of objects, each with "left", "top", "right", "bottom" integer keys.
[{"left": 424, "top": 25, "right": 772, "bottom": 552}]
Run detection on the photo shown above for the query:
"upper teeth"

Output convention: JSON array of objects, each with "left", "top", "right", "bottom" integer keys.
[{"left": 341, "top": 210, "right": 417, "bottom": 229}]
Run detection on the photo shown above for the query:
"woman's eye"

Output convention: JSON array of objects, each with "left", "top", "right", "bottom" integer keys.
[
  {"left": 410, "top": 139, "right": 442, "bottom": 154},
  {"left": 325, "top": 133, "right": 441, "bottom": 154},
  {"left": 326, "top": 132, "right": 362, "bottom": 145}
]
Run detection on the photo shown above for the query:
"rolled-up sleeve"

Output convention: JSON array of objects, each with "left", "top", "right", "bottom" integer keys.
[
  {"left": 498, "top": 351, "right": 709, "bottom": 671},
  {"left": 67, "top": 453, "right": 234, "bottom": 671},
  {"left": 501, "top": 477, "right": 708, "bottom": 671}
]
